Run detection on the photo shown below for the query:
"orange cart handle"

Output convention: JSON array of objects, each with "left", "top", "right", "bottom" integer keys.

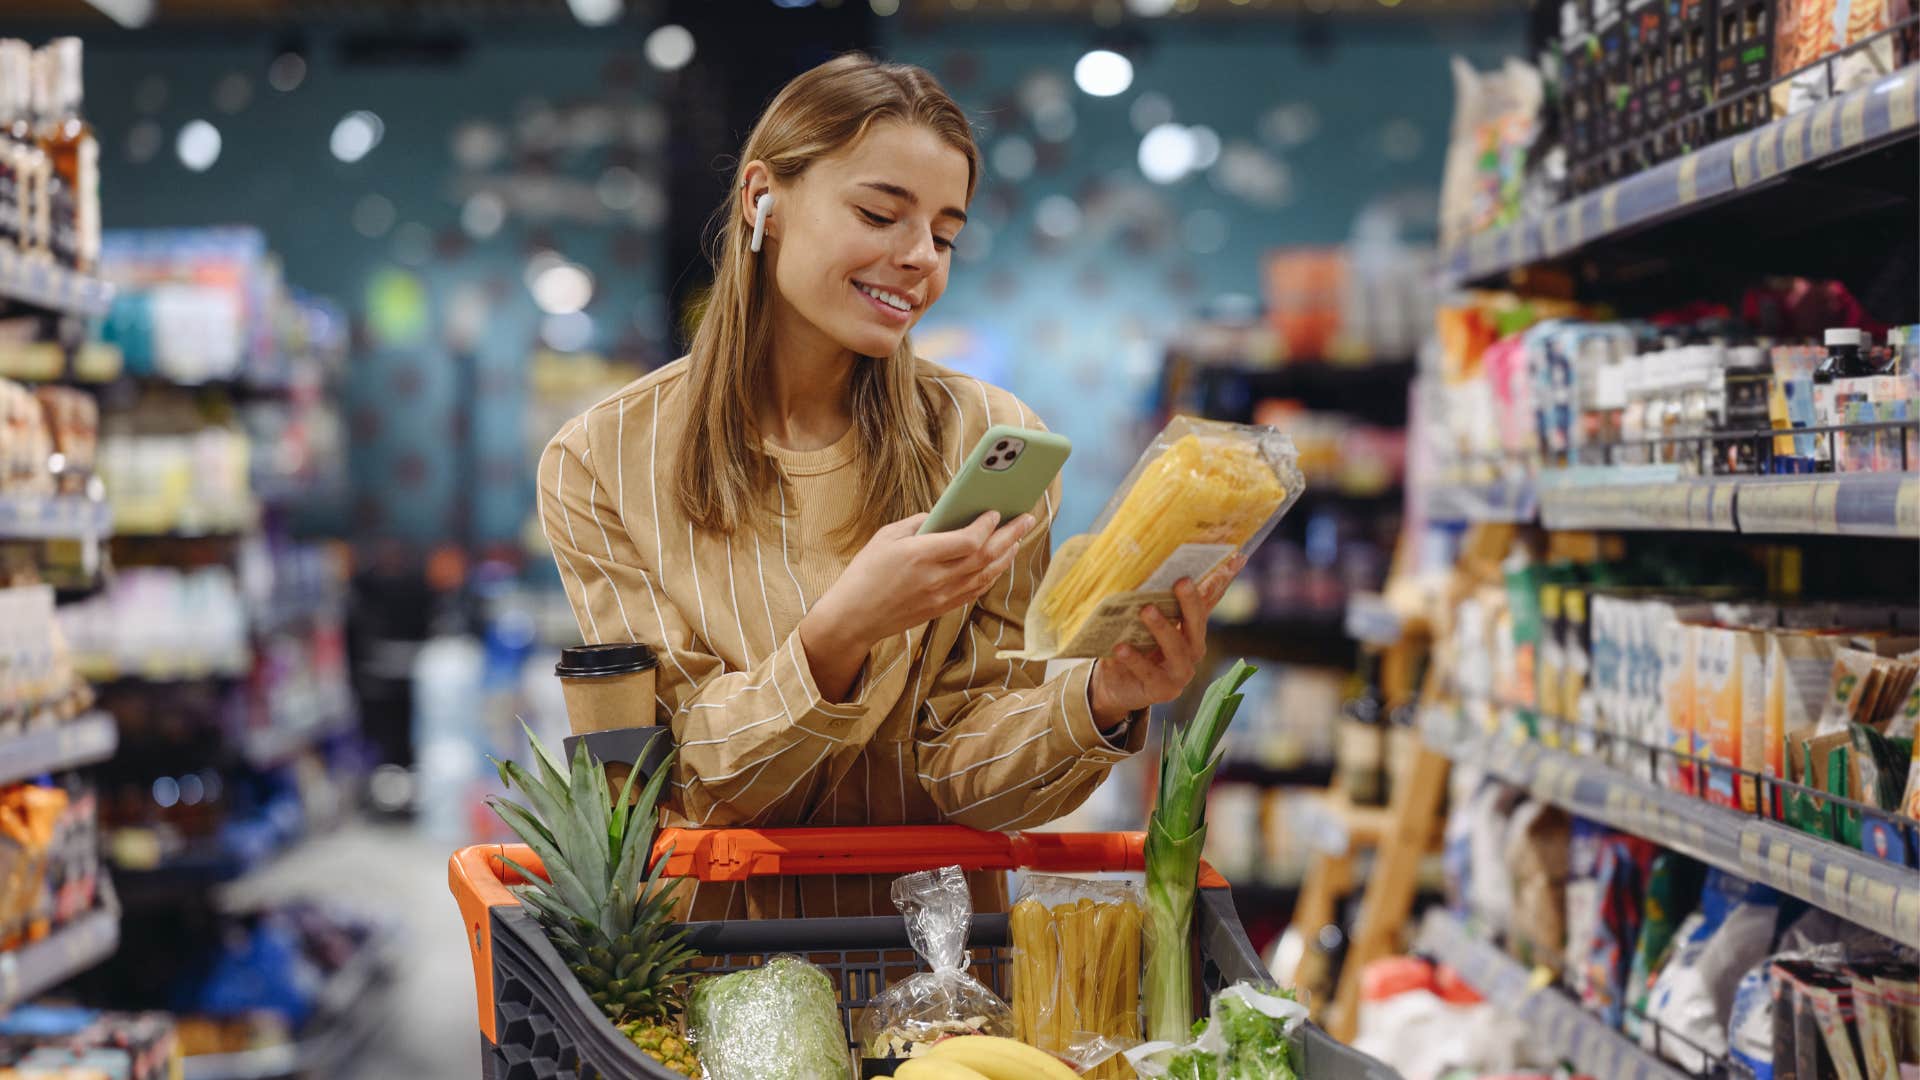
[{"left": 453, "top": 825, "right": 1228, "bottom": 913}]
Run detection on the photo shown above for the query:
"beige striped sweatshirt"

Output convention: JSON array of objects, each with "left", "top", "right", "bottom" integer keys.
[{"left": 538, "top": 356, "right": 1147, "bottom": 918}]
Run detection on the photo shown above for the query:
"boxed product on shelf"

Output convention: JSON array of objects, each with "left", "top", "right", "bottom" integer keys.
[
  {"left": 58, "top": 566, "right": 250, "bottom": 680},
  {"left": 0, "top": 780, "right": 68, "bottom": 948},
  {"left": 1770, "top": 0, "right": 1914, "bottom": 118},
  {"left": 0, "top": 1007, "right": 179, "bottom": 1080},
  {"left": 96, "top": 423, "right": 254, "bottom": 536},
  {"left": 0, "top": 584, "right": 82, "bottom": 724}
]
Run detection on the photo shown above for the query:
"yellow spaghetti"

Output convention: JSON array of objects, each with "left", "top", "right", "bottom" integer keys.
[{"left": 1039, "top": 432, "right": 1288, "bottom": 645}]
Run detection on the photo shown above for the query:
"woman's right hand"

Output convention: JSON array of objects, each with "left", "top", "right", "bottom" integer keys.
[{"left": 807, "top": 510, "right": 1035, "bottom": 652}]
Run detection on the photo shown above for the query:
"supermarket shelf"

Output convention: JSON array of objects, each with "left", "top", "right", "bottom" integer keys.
[
  {"left": 0, "top": 248, "right": 115, "bottom": 318},
  {"left": 1417, "top": 909, "right": 1690, "bottom": 1080},
  {"left": 182, "top": 931, "right": 395, "bottom": 1080},
  {"left": 1210, "top": 613, "right": 1356, "bottom": 666},
  {"left": 1344, "top": 591, "right": 1405, "bottom": 646},
  {"left": 0, "top": 494, "right": 113, "bottom": 542},
  {"left": 1425, "top": 475, "right": 1538, "bottom": 524},
  {"left": 0, "top": 710, "right": 118, "bottom": 785},
  {"left": 0, "top": 904, "right": 121, "bottom": 1012},
  {"left": 1438, "top": 470, "right": 1919, "bottom": 537},
  {"left": 1440, "top": 64, "right": 1920, "bottom": 295},
  {"left": 1537, "top": 470, "right": 1918, "bottom": 537},
  {"left": 1214, "top": 760, "right": 1337, "bottom": 789},
  {"left": 1181, "top": 357, "right": 1417, "bottom": 427},
  {"left": 240, "top": 709, "right": 356, "bottom": 770},
  {"left": 1423, "top": 719, "right": 1920, "bottom": 944}
]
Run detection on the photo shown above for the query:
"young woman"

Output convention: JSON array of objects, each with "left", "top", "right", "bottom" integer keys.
[{"left": 539, "top": 53, "right": 1245, "bottom": 918}]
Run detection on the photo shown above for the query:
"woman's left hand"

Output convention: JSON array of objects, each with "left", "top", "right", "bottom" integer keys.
[{"left": 1088, "top": 552, "right": 1248, "bottom": 728}]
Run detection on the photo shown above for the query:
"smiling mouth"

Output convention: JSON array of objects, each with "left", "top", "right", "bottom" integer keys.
[{"left": 853, "top": 280, "right": 915, "bottom": 315}]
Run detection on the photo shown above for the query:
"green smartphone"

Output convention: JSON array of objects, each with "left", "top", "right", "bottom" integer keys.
[{"left": 918, "top": 424, "right": 1072, "bottom": 534}]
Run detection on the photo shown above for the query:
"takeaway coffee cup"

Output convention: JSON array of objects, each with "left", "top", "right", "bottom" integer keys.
[{"left": 555, "top": 642, "right": 658, "bottom": 735}]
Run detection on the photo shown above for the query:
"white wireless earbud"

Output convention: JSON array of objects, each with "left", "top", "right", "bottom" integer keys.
[{"left": 749, "top": 193, "right": 774, "bottom": 253}]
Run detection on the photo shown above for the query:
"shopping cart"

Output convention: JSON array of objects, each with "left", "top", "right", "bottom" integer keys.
[{"left": 450, "top": 825, "right": 1398, "bottom": 1080}]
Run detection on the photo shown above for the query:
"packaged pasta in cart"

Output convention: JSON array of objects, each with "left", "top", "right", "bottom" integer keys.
[
  {"left": 1002, "top": 417, "right": 1304, "bottom": 662},
  {"left": 1008, "top": 875, "right": 1145, "bottom": 1079},
  {"left": 856, "top": 865, "right": 1013, "bottom": 1067}
]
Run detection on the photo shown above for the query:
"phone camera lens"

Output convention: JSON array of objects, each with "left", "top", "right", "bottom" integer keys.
[
  {"left": 1004, "top": 449, "right": 1020, "bottom": 462},
  {"left": 994, "top": 440, "right": 1009, "bottom": 452},
  {"left": 984, "top": 455, "right": 999, "bottom": 468}
]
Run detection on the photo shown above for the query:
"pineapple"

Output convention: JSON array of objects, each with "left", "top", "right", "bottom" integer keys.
[{"left": 490, "top": 726, "right": 701, "bottom": 1076}]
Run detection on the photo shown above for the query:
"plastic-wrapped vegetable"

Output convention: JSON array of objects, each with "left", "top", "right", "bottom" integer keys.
[
  {"left": 1125, "top": 982, "right": 1309, "bottom": 1080},
  {"left": 857, "top": 866, "right": 1014, "bottom": 1062},
  {"left": 687, "top": 955, "right": 851, "bottom": 1080}
]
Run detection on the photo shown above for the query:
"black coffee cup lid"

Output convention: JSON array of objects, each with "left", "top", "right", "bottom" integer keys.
[{"left": 555, "top": 642, "right": 658, "bottom": 678}]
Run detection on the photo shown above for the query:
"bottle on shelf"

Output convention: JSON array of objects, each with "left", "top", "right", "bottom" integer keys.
[
  {"left": 0, "top": 39, "right": 51, "bottom": 259},
  {"left": 1339, "top": 650, "right": 1388, "bottom": 807},
  {"left": 30, "top": 41, "right": 87, "bottom": 271}
]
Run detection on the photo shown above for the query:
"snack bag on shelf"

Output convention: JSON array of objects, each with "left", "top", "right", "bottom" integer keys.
[
  {"left": 1007, "top": 875, "right": 1144, "bottom": 1078},
  {"left": 856, "top": 865, "right": 1014, "bottom": 1064},
  {"left": 1001, "top": 418, "right": 1302, "bottom": 662}
]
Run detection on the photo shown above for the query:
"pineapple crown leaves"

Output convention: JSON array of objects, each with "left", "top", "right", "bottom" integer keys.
[{"left": 486, "top": 722, "right": 698, "bottom": 1002}]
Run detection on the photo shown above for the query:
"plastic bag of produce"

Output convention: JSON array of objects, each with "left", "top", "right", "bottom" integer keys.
[
  {"left": 1007, "top": 874, "right": 1144, "bottom": 1079},
  {"left": 1124, "top": 981, "right": 1308, "bottom": 1080},
  {"left": 688, "top": 954, "right": 851, "bottom": 1080},
  {"left": 1000, "top": 417, "right": 1302, "bottom": 662},
  {"left": 856, "top": 866, "right": 1013, "bottom": 1065}
]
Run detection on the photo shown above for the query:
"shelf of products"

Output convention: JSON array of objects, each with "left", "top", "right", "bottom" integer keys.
[
  {"left": 0, "top": 1005, "right": 178, "bottom": 1078},
  {"left": 0, "top": 248, "right": 113, "bottom": 320},
  {"left": 1416, "top": 909, "right": 1692, "bottom": 1080},
  {"left": 0, "top": 493, "right": 111, "bottom": 542},
  {"left": 0, "top": 904, "right": 119, "bottom": 1012},
  {"left": 0, "top": 710, "right": 117, "bottom": 786},
  {"left": 1442, "top": 64, "right": 1919, "bottom": 292},
  {"left": 1424, "top": 295, "right": 1919, "bottom": 537},
  {"left": 179, "top": 928, "right": 395, "bottom": 1080},
  {"left": 1425, "top": 714, "right": 1920, "bottom": 945}
]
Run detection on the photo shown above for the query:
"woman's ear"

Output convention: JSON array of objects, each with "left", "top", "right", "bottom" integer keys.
[{"left": 738, "top": 160, "right": 775, "bottom": 244}]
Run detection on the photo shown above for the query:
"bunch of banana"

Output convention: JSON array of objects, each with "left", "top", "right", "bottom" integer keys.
[{"left": 892, "top": 1036, "right": 1082, "bottom": 1080}]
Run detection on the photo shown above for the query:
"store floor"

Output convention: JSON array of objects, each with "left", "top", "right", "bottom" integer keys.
[{"left": 223, "top": 820, "right": 480, "bottom": 1080}]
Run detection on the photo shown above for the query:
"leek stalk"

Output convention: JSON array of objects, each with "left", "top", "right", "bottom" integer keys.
[{"left": 1143, "top": 658, "right": 1258, "bottom": 1044}]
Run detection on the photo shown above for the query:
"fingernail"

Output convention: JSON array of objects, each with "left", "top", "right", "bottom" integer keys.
[{"left": 1018, "top": 514, "right": 1037, "bottom": 532}]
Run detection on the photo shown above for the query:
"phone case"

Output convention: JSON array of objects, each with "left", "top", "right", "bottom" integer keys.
[{"left": 918, "top": 425, "right": 1072, "bottom": 534}]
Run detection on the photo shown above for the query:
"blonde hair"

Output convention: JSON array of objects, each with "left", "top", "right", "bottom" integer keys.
[{"left": 675, "top": 53, "right": 981, "bottom": 548}]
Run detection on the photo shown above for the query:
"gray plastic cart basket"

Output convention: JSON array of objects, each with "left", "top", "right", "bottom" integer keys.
[{"left": 452, "top": 826, "right": 1399, "bottom": 1080}]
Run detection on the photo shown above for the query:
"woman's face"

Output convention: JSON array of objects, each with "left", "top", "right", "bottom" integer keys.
[{"left": 761, "top": 120, "right": 971, "bottom": 360}]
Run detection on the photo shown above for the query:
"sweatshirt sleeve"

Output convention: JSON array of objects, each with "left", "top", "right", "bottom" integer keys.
[
  {"left": 538, "top": 418, "right": 891, "bottom": 827},
  {"left": 911, "top": 472, "right": 1150, "bottom": 832}
]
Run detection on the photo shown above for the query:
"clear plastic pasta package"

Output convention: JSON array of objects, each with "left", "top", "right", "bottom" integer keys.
[
  {"left": 1002, "top": 418, "right": 1304, "bottom": 662},
  {"left": 856, "top": 865, "right": 1014, "bottom": 1068},
  {"left": 1007, "top": 874, "right": 1144, "bottom": 1080}
]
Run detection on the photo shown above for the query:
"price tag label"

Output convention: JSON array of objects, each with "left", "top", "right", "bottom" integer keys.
[
  {"left": 1678, "top": 154, "right": 1701, "bottom": 203},
  {"left": 1896, "top": 887, "right": 1920, "bottom": 942},
  {"left": 1812, "top": 481, "right": 1842, "bottom": 533},
  {"left": 1896, "top": 477, "right": 1919, "bottom": 537},
  {"left": 1890, "top": 74, "right": 1918, "bottom": 132},
  {"left": 1755, "top": 126, "right": 1782, "bottom": 179},
  {"left": 1811, "top": 101, "right": 1839, "bottom": 156},
  {"left": 1767, "top": 837, "right": 1793, "bottom": 890},
  {"left": 1788, "top": 848, "right": 1817, "bottom": 896},
  {"left": 1600, "top": 186, "right": 1621, "bottom": 232},
  {"left": 0, "top": 952, "right": 16, "bottom": 1007},
  {"left": 1732, "top": 135, "right": 1756, "bottom": 186},
  {"left": 1506, "top": 226, "right": 1525, "bottom": 266},
  {"left": 1782, "top": 114, "right": 1809, "bottom": 169},
  {"left": 1740, "top": 829, "right": 1765, "bottom": 870},
  {"left": 1855, "top": 877, "right": 1895, "bottom": 931},
  {"left": 1568, "top": 199, "right": 1587, "bottom": 247},
  {"left": 1841, "top": 94, "right": 1868, "bottom": 148},
  {"left": 1823, "top": 864, "right": 1851, "bottom": 914}
]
